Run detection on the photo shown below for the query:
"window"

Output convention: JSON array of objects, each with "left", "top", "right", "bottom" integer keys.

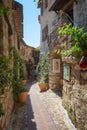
[{"left": 42, "top": 25, "right": 48, "bottom": 41}]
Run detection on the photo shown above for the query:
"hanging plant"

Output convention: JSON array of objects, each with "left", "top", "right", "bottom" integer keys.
[{"left": 58, "top": 23, "right": 87, "bottom": 56}]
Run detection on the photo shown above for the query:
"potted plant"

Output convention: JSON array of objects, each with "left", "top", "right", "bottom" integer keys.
[
  {"left": 58, "top": 23, "right": 87, "bottom": 56},
  {"left": 38, "top": 77, "right": 49, "bottom": 92},
  {"left": 37, "top": 53, "right": 49, "bottom": 92},
  {"left": 58, "top": 23, "right": 87, "bottom": 69},
  {"left": 12, "top": 47, "right": 28, "bottom": 102},
  {"left": 18, "top": 86, "right": 28, "bottom": 104}
]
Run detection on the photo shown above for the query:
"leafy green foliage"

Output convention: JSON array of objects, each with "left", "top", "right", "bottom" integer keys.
[
  {"left": 0, "top": 4, "right": 11, "bottom": 16},
  {"left": 58, "top": 24, "right": 87, "bottom": 55},
  {"left": 17, "top": 86, "right": 28, "bottom": 93},
  {"left": 35, "top": 46, "right": 40, "bottom": 51},
  {"left": 0, "top": 55, "right": 12, "bottom": 94},
  {"left": 37, "top": 53, "right": 49, "bottom": 83},
  {"left": 12, "top": 47, "right": 25, "bottom": 101}
]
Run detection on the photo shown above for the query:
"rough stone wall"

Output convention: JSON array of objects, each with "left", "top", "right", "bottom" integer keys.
[
  {"left": 48, "top": 14, "right": 70, "bottom": 90},
  {"left": 20, "top": 39, "right": 36, "bottom": 79},
  {"left": 74, "top": 0, "right": 87, "bottom": 30},
  {"left": 48, "top": 0, "right": 87, "bottom": 129},
  {"left": 40, "top": 0, "right": 58, "bottom": 53},
  {"left": 63, "top": 60, "right": 87, "bottom": 130},
  {"left": 0, "top": 17, "right": 3, "bottom": 55},
  {"left": 0, "top": 89, "right": 14, "bottom": 130},
  {"left": 59, "top": 35, "right": 87, "bottom": 130},
  {"left": 61, "top": 1, "right": 87, "bottom": 129},
  {"left": 2, "top": 16, "right": 9, "bottom": 55},
  {"left": 49, "top": 53, "right": 63, "bottom": 89},
  {"left": 20, "top": 39, "right": 35, "bottom": 63},
  {"left": 0, "top": 0, "right": 23, "bottom": 129},
  {"left": 13, "top": 1, "right": 23, "bottom": 38}
]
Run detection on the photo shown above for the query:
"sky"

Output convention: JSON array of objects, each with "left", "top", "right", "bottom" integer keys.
[{"left": 16, "top": 0, "right": 40, "bottom": 48}]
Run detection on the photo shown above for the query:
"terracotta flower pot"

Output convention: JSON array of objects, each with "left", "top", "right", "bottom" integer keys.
[
  {"left": 38, "top": 83, "right": 49, "bottom": 92},
  {"left": 18, "top": 92, "right": 28, "bottom": 104}
]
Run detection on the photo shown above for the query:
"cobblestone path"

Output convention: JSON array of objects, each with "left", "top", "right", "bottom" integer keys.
[{"left": 8, "top": 81, "right": 77, "bottom": 130}]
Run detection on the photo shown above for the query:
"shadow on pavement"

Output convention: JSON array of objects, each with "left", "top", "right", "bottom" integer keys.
[
  {"left": 26, "top": 81, "right": 37, "bottom": 130},
  {"left": 51, "top": 88, "right": 62, "bottom": 98}
]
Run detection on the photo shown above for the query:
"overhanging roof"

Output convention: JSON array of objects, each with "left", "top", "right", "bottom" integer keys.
[{"left": 49, "top": 0, "right": 73, "bottom": 11}]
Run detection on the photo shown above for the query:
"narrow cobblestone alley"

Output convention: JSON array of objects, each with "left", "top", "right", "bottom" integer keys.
[{"left": 8, "top": 81, "right": 77, "bottom": 130}]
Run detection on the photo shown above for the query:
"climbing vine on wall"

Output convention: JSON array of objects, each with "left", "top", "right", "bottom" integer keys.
[
  {"left": 11, "top": 47, "right": 24, "bottom": 100},
  {"left": 0, "top": 3, "right": 10, "bottom": 16},
  {"left": 58, "top": 23, "right": 87, "bottom": 56}
]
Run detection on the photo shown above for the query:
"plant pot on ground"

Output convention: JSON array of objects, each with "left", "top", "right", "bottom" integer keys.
[
  {"left": 37, "top": 53, "right": 49, "bottom": 92},
  {"left": 38, "top": 82, "right": 49, "bottom": 92},
  {"left": 38, "top": 76, "right": 49, "bottom": 92},
  {"left": 18, "top": 86, "right": 28, "bottom": 104}
]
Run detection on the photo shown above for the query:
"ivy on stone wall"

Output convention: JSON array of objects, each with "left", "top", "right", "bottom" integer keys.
[
  {"left": 0, "top": 55, "right": 12, "bottom": 94},
  {"left": 0, "top": 3, "right": 10, "bottom": 16},
  {"left": 12, "top": 47, "right": 24, "bottom": 100}
]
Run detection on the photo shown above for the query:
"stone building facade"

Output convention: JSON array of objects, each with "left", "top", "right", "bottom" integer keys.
[
  {"left": 38, "top": 0, "right": 63, "bottom": 89},
  {"left": 20, "top": 39, "right": 35, "bottom": 80},
  {"left": 0, "top": 0, "right": 17, "bottom": 129},
  {"left": 38, "top": 0, "right": 58, "bottom": 53},
  {"left": 47, "top": 0, "right": 87, "bottom": 130},
  {"left": 0, "top": 0, "right": 37, "bottom": 129}
]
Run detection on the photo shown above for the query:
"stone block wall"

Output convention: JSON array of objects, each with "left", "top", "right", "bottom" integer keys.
[
  {"left": 49, "top": 24, "right": 87, "bottom": 129},
  {"left": 74, "top": 0, "right": 87, "bottom": 31},
  {"left": 0, "top": 17, "right": 3, "bottom": 55},
  {"left": 49, "top": 53, "right": 63, "bottom": 89},
  {"left": 0, "top": 89, "right": 14, "bottom": 130},
  {"left": 63, "top": 59, "right": 87, "bottom": 130},
  {"left": 13, "top": 1, "right": 23, "bottom": 38},
  {"left": 0, "top": 0, "right": 23, "bottom": 129},
  {"left": 48, "top": 0, "right": 87, "bottom": 129},
  {"left": 61, "top": 35, "right": 87, "bottom": 130}
]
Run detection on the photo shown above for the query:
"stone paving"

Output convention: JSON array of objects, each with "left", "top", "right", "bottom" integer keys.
[
  {"left": 8, "top": 103, "right": 28, "bottom": 130},
  {"left": 33, "top": 82, "right": 77, "bottom": 130},
  {"left": 8, "top": 81, "right": 77, "bottom": 130}
]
